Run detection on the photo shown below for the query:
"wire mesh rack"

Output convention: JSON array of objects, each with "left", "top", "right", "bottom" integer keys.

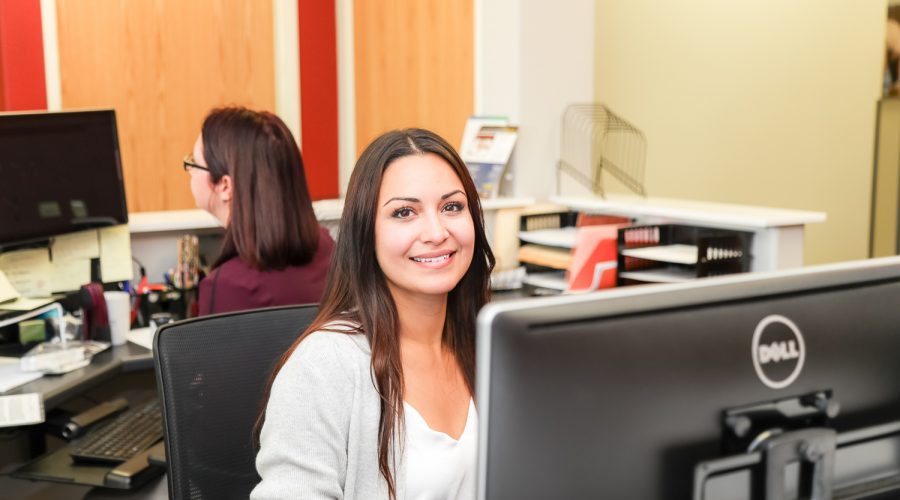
[{"left": 557, "top": 103, "right": 647, "bottom": 198}]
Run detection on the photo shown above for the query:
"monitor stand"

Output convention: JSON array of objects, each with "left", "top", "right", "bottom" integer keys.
[{"left": 694, "top": 419, "right": 900, "bottom": 499}]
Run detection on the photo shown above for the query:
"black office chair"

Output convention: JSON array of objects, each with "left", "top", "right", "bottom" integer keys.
[{"left": 153, "top": 304, "right": 319, "bottom": 500}]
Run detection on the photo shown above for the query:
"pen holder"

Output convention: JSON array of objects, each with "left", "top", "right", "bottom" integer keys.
[{"left": 135, "top": 286, "right": 196, "bottom": 327}]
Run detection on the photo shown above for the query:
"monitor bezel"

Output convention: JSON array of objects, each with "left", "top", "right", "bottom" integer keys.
[
  {"left": 0, "top": 108, "right": 128, "bottom": 250},
  {"left": 476, "top": 255, "right": 900, "bottom": 500}
]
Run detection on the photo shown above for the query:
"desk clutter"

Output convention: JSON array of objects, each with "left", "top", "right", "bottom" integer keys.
[{"left": 0, "top": 229, "right": 201, "bottom": 379}]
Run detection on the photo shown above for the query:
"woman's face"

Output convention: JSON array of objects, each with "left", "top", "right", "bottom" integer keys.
[
  {"left": 188, "top": 134, "right": 230, "bottom": 225},
  {"left": 374, "top": 153, "right": 475, "bottom": 302}
]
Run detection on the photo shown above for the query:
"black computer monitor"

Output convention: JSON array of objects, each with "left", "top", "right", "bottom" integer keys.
[
  {"left": 0, "top": 109, "right": 128, "bottom": 248},
  {"left": 477, "top": 257, "right": 900, "bottom": 499}
]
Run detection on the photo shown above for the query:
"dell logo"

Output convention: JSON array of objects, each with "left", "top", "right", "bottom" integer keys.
[
  {"left": 758, "top": 340, "right": 800, "bottom": 364},
  {"left": 751, "top": 315, "right": 805, "bottom": 389}
]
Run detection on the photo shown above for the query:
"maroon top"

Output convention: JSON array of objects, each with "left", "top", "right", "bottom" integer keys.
[{"left": 198, "top": 227, "right": 335, "bottom": 316}]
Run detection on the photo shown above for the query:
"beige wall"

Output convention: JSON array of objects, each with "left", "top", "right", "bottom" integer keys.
[{"left": 594, "top": 1, "right": 885, "bottom": 264}]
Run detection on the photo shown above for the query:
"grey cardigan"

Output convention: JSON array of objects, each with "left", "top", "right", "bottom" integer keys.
[{"left": 251, "top": 328, "right": 405, "bottom": 499}]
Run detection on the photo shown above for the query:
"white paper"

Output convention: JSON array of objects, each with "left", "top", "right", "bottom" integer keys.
[
  {"left": 0, "top": 393, "right": 45, "bottom": 426},
  {"left": 0, "top": 296, "right": 56, "bottom": 311},
  {"left": 0, "top": 249, "right": 52, "bottom": 297},
  {"left": 128, "top": 327, "right": 155, "bottom": 351},
  {"left": 459, "top": 116, "right": 508, "bottom": 154},
  {"left": 0, "top": 270, "right": 20, "bottom": 304},
  {"left": 0, "top": 358, "right": 43, "bottom": 393},
  {"left": 50, "top": 258, "right": 92, "bottom": 292},
  {"left": 460, "top": 126, "right": 518, "bottom": 165},
  {"left": 99, "top": 225, "right": 133, "bottom": 282},
  {"left": 51, "top": 229, "right": 100, "bottom": 260}
]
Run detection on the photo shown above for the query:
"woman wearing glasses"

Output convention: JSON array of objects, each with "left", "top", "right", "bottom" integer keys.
[{"left": 184, "top": 107, "right": 334, "bottom": 315}]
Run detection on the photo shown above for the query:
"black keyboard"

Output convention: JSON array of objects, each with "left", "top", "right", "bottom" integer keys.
[{"left": 70, "top": 399, "right": 163, "bottom": 464}]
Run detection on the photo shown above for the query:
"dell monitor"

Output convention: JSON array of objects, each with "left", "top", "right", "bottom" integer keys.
[
  {"left": 477, "top": 256, "right": 900, "bottom": 499},
  {"left": 0, "top": 109, "right": 128, "bottom": 248}
]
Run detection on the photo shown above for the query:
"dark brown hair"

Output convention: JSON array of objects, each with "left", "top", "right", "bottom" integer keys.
[
  {"left": 202, "top": 107, "right": 320, "bottom": 271},
  {"left": 258, "top": 128, "right": 494, "bottom": 498}
]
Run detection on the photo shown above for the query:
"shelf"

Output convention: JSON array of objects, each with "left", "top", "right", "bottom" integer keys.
[
  {"left": 481, "top": 197, "right": 536, "bottom": 210},
  {"left": 128, "top": 210, "right": 222, "bottom": 233},
  {"left": 128, "top": 198, "right": 346, "bottom": 234},
  {"left": 522, "top": 271, "right": 568, "bottom": 290},
  {"left": 620, "top": 244, "right": 698, "bottom": 265},
  {"left": 518, "top": 227, "right": 578, "bottom": 249},
  {"left": 618, "top": 268, "right": 696, "bottom": 284},
  {"left": 550, "top": 194, "right": 826, "bottom": 229}
]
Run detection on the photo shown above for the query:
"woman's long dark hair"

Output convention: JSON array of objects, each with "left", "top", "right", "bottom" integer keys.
[
  {"left": 257, "top": 128, "right": 494, "bottom": 498},
  {"left": 202, "top": 107, "right": 320, "bottom": 271}
]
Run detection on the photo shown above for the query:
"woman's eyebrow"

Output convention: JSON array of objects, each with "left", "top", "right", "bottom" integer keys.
[
  {"left": 383, "top": 196, "right": 419, "bottom": 207},
  {"left": 382, "top": 190, "right": 463, "bottom": 207}
]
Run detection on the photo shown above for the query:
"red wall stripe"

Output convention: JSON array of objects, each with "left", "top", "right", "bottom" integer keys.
[
  {"left": 0, "top": 0, "right": 47, "bottom": 111},
  {"left": 298, "top": 0, "right": 339, "bottom": 200}
]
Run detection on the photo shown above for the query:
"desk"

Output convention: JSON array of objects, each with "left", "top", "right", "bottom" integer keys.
[
  {"left": 0, "top": 342, "right": 166, "bottom": 499},
  {"left": 6, "top": 342, "right": 153, "bottom": 410}
]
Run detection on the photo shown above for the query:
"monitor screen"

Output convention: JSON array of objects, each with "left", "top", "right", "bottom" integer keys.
[
  {"left": 0, "top": 109, "right": 128, "bottom": 247},
  {"left": 477, "top": 257, "right": 900, "bottom": 499}
]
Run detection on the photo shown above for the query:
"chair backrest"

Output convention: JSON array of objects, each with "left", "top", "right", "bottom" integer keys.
[{"left": 153, "top": 304, "right": 318, "bottom": 500}]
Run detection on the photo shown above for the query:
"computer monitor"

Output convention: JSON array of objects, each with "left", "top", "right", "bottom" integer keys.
[
  {"left": 0, "top": 109, "right": 128, "bottom": 248},
  {"left": 477, "top": 256, "right": 900, "bottom": 499}
]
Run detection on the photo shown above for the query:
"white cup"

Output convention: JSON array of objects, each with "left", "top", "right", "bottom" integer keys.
[{"left": 104, "top": 291, "right": 131, "bottom": 346}]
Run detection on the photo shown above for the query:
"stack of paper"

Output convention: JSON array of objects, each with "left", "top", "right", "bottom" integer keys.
[{"left": 518, "top": 245, "right": 572, "bottom": 270}]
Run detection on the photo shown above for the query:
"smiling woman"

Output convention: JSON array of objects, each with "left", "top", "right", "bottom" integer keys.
[{"left": 253, "top": 128, "right": 495, "bottom": 500}]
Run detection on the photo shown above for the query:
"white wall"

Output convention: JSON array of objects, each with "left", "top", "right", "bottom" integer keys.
[
  {"left": 477, "top": 0, "right": 596, "bottom": 198},
  {"left": 594, "top": 0, "right": 885, "bottom": 264}
]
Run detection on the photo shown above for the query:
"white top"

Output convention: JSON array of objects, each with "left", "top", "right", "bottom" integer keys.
[{"left": 404, "top": 399, "right": 477, "bottom": 500}]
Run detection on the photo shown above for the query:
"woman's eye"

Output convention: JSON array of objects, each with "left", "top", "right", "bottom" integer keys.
[
  {"left": 392, "top": 207, "right": 415, "bottom": 218},
  {"left": 443, "top": 201, "right": 465, "bottom": 213}
]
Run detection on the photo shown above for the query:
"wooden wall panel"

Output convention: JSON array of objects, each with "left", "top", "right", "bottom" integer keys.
[
  {"left": 55, "top": 0, "right": 275, "bottom": 213},
  {"left": 354, "top": 0, "right": 473, "bottom": 155}
]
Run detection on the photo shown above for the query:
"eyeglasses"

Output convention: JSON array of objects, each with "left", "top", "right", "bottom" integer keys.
[{"left": 182, "top": 154, "right": 209, "bottom": 173}]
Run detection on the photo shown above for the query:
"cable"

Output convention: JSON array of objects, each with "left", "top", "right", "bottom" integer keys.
[{"left": 132, "top": 256, "right": 147, "bottom": 280}]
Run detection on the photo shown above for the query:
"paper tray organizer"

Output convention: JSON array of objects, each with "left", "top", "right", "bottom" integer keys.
[
  {"left": 616, "top": 224, "right": 753, "bottom": 286},
  {"left": 518, "top": 211, "right": 631, "bottom": 293}
]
